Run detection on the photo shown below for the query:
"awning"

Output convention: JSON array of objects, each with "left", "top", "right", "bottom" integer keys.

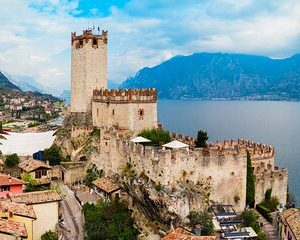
[
  {"left": 162, "top": 140, "right": 189, "bottom": 149},
  {"left": 130, "top": 136, "right": 151, "bottom": 143}
]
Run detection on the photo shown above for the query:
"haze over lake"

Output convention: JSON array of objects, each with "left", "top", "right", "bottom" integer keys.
[{"left": 158, "top": 100, "right": 300, "bottom": 205}]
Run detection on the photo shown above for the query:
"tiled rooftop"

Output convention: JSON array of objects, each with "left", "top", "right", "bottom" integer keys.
[
  {"left": 0, "top": 218, "right": 27, "bottom": 238},
  {"left": 0, "top": 200, "right": 36, "bottom": 219},
  {"left": 10, "top": 190, "right": 62, "bottom": 204},
  {"left": 0, "top": 174, "right": 26, "bottom": 186},
  {"left": 281, "top": 208, "right": 300, "bottom": 239},
  {"left": 18, "top": 159, "right": 51, "bottom": 173},
  {"left": 92, "top": 177, "right": 120, "bottom": 193},
  {"left": 162, "top": 227, "right": 216, "bottom": 240}
]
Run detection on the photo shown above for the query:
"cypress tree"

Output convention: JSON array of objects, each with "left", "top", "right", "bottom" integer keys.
[{"left": 246, "top": 150, "right": 255, "bottom": 208}]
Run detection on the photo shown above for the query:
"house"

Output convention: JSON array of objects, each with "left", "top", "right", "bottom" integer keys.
[
  {"left": 92, "top": 177, "right": 121, "bottom": 201},
  {"left": 0, "top": 218, "right": 28, "bottom": 240},
  {"left": 279, "top": 208, "right": 300, "bottom": 240},
  {"left": 0, "top": 174, "right": 26, "bottom": 199},
  {"left": 10, "top": 190, "right": 62, "bottom": 240},
  {"left": 0, "top": 201, "right": 36, "bottom": 240},
  {"left": 162, "top": 227, "right": 216, "bottom": 240},
  {"left": 19, "top": 159, "right": 51, "bottom": 186}
]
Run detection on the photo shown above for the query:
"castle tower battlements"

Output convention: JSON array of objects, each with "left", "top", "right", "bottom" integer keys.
[
  {"left": 71, "top": 29, "right": 108, "bottom": 113},
  {"left": 93, "top": 88, "right": 157, "bottom": 103}
]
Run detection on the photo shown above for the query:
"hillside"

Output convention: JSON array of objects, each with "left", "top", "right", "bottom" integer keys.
[
  {"left": 0, "top": 71, "right": 61, "bottom": 102},
  {"left": 120, "top": 53, "right": 300, "bottom": 100},
  {"left": 0, "top": 72, "right": 21, "bottom": 91}
]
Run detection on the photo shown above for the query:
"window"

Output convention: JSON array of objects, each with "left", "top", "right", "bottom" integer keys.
[
  {"left": 93, "top": 38, "right": 97, "bottom": 45},
  {"left": 35, "top": 170, "right": 47, "bottom": 179},
  {"left": 1, "top": 186, "right": 10, "bottom": 192},
  {"left": 112, "top": 110, "right": 115, "bottom": 115},
  {"left": 97, "top": 108, "right": 99, "bottom": 117},
  {"left": 138, "top": 109, "right": 144, "bottom": 120}
]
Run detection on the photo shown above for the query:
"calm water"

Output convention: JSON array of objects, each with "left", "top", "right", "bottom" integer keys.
[{"left": 158, "top": 100, "right": 300, "bottom": 205}]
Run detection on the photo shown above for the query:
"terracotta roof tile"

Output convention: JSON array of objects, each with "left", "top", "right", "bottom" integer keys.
[
  {"left": 162, "top": 227, "right": 216, "bottom": 240},
  {"left": 18, "top": 159, "right": 51, "bottom": 173},
  {"left": 0, "top": 174, "right": 26, "bottom": 186},
  {"left": 0, "top": 201, "right": 36, "bottom": 219},
  {"left": 281, "top": 208, "right": 300, "bottom": 239},
  {"left": 10, "top": 190, "right": 62, "bottom": 204},
  {"left": 0, "top": 218, "right": 27, "bottom": 238},
  {"left": 92, "top": 177, "right": 120, "bottom": 193}
]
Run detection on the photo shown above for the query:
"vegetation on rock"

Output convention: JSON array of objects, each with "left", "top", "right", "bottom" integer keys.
[
  {"left": 246, "top": 151, "right": 255, "bottom": 208},
  {"left": 5, "top": 153, "right": 20, "bottom": 167},
  {"left": 85, "top": 167, "right": 103, "bottom": 188},
  {"left": 187, "top": 211, "right": 214, "bottom": 236},
  {"left": 138, "top": 128, "right": 171, "bottom": 146},
  {"left": 195, "top": 130, "right": 208, "bottom": 148},
  {"left": 83, "top": 199, "right": 138, "bottom": 240},
  {"left": 41, "top": 230, "right": 58, "bottom": 240}
]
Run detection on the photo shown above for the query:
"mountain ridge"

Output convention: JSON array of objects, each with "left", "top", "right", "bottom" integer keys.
[{"left": 120, "top": 52, "right": 300, "bottom": 100}]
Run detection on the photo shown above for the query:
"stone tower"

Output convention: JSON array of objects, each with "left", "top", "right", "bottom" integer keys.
[{"left": 71, "top": 29, "right": 108, "bottom": 113}]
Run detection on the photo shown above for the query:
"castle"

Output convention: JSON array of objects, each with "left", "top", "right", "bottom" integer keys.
[
  {"left": 62, "top": 28, "right": 288, "bottom": 216},
  {"left": 71, "top": 29, "right": 157, "bottom": 133}
]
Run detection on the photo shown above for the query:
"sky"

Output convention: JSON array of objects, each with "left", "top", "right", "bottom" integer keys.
[{"left": 1, "top": 0, "right": 300, "bottom": 93}]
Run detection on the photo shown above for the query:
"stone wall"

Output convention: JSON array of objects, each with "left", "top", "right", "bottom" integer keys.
[
  {"left": 71, "top": 29, "right": 107, "bottom": 113},
  {"left": 254, "top": 162, "right": 288, "bottom": 206},
  {"left": 92, "top": 89, "right": 157, "bottom": 133},
  {"left": 89, "top": 128, "right": 247, "bottom": 211}
]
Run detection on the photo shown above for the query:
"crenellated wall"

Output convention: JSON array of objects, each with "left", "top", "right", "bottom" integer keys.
[
  {"left": 254, "top": 162, "right": 288, "bottom": 206},
  {"left": 92, "top": 89, "right": 157, "bottom": 133}
]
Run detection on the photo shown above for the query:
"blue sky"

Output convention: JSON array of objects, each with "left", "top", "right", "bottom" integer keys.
[{"left": 0, "top": 0, "right": 300, "bottom": 94}]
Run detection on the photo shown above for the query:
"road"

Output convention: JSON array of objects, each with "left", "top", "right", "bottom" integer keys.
[{"left": 59, "top": 185, "right": 85, "bottom": 240}]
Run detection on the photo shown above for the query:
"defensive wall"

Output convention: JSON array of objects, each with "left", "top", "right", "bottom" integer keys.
[{"left": 92, "top": 89, "right": 157, "bottom": 133}]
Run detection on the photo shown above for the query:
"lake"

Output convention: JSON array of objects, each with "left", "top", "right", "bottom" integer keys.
[{"left": 158, "top": 100, "right": 300, "bottom": 206}]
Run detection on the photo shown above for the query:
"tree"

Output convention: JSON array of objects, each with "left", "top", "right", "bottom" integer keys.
[
  {"left": 138, "top": 128, "right": 171, "bottom": 146},
  {"left": 83, "top": 199, "right": 138, "bottom": 240},
  {"left": 187, "top": 211, "right": 214, "bottom": 236},
  {"left": 241, "top": 210, "right": 267, "bottom": 240},
  {"left": 0, "top": 122, "right": 7, "bottom": 145},
  {"left": 41, "top": 231, "right": 58, "bottom": 240},
  {"left": 195, "top": 130, "right": 209, "bottom": 148},
  {"left": 44, "top": 145, "right": 62, "bottom": 166},
  {"left": 246, "top": 151, "right": 255, "bottom": 208},
  {"left": 85, "top": 167, "right": 103, "bottom": 188},
  {"left": 5, "top": 153, "right": 20, "bottom": 167}
]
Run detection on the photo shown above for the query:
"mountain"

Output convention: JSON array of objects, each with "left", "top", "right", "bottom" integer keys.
[
  {"left": 7, "top": 75, "right": 44, "bottom": 93},
  {"left": 7, "top": 75, "right": 61, "bottom": 97},
  {"left": 120, "top": 53, "right": 300, "bottom": 100},
  {"left": 0, "top": 70, "right": 61, "bottom": 102},
  {"left": 0, "top": 72, "right": 21, "bottom": 91}
]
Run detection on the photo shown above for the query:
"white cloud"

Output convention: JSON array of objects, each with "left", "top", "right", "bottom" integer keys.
[{"left": 0, "top": 0, "right": 300, "bottom": 94}]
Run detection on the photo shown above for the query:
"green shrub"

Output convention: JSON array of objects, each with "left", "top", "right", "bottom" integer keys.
[
  {"left": 246, "top": 151, "right": 255, "bottom": 208},
  {"left": 187, "top": 211, "right": 214, "bottom": 236},
  {"left": 5, "top": 153, "right": 20, "bottom": 167},
  {"left": 256, "top": 204, "right": 273, "bottom": 223},
  {"left": 83, "top": 199, "right": 138, "bottom": 240},
  {"left": 195, "top": 130, "right": 209, "bottom": 148},
  {"left": 138, "top": 128, "right": 171, "bottom": 146},
  {"left": 28, "top": 121, "right": 41, "bottom": 128},
  {"left": 85, "top": 167, "right": 103, "bottom": 188},
  {"left": 44, "top": 145, "right": 62, "bottom": 166},
  {"left": 41, "top": 230, "right": 58, "bottom": 240},
  {"left": 242, "top": 210, "right": 267, "bottom": 240},
  {"left": 155, "top": 182, "right": 162, "bottom": 191},
  {"left": 122, "top": 162, "right": 136, "bottom": 179},
  {"left": 264, "top": 188, "right": 272, "bottom": 203}
]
